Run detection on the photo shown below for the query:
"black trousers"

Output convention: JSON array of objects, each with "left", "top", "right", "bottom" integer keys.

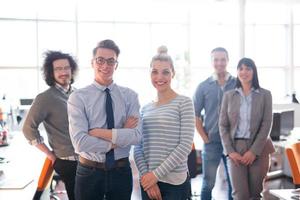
[{"left": 53, "top": 158, "right": 77, "bottom": 200}]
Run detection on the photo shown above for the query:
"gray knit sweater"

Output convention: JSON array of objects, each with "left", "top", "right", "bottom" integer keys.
[{"left": 22, "top": 86, "right": 76, "bottom": 158}]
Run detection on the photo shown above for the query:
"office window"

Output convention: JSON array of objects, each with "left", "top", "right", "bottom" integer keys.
[
  {"left": 0, "top": 0, "right": 298, "bottom": 105},
  {"left": 150, "top": 24, "right": 188, "bottom": 64},
  {"left": 36, "top": 0, "right": 75, "bottom": 20},
  {"left": 114, "top": 24, "right": 151, "bottom": 68},
  {"left": 115, "top": 68, "right": 152, "bottom": 105},
  {"left": 245, "top": 1, "right": 288, "bottom": 67},
  {"left": 0, "top": 21, "right": 37, "bottom": 67},
  {"left": 37, "top": 21, "right": 77, "bottom": 66},
  {"left": 189, "top": 68, "right": 213, "bottom": 96},
  {"left": 245, "top": 25, "right": 287, "bottom": 67},
  {"left": 0, "top": 69, "right": 38, "bottom": 99},
  {"left": 77, "top": 0, "right": 188, "bottom": 23},
  {"left": 189, "top": 0, "right": 240, "bottom": 68},
  {"left": 294, "top": 69, "right": 300, "bottom": 99},
  {"left": 246, "top": 1, "right": 289, "bottom": 25},
  {"left": 190, "top": 24, "right": 240, "bottom": 68},
  {"left": 259, "top": 68, "right": 285, "bottom": 101},
  {"left": 73, "top": 68, "right": 94, "bottom": 89},
  {"left": 77, "top": 0, "right": 117, "bottom": 21},
  {"left": 0, "top": 0, "right": 37, "bottom": 19},
  {"left": 244, "top": 1, "right": 289, "bottom": 101},
  {"left": 294, "top": 26, "right": 300, "bottom": 66},
  {"left": 292, "top": 3, "right": 300, "bottom": 24},
  {"left": 77, "top": 23, "right": 115, "bottom": 67}
]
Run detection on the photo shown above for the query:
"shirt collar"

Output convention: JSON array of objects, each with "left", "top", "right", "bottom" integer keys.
[
  {"left": 235, "top": 87, "right": 260, "bottom": 96},
  {"left": 211, "top": 72, "right": 231, "bottom": 81},
  {"left": 93, "top": 80, "right": 115, "bottom": 92},
  {"left": 55, "top": 83, "right": 73, "bottom": 95}
]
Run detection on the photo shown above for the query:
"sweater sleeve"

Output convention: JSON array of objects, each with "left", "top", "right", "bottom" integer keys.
[
  {"left": 22, "top": 94, "right": 46, "bottom": 145},
  {"left": 134, "top": 137, "right": 149, "bottom": 176},
  {"left": 133, "top": 105, "right": 148, "bottom": 175}
]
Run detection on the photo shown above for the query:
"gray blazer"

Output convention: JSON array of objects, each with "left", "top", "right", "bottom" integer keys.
[{"left": 219, "top": 88, "right": 275, "bottom": 156}]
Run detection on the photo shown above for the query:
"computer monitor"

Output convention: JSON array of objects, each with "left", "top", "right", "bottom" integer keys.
[
  {"left": 270, "top": 109, "right": 294, "bottom": 141},
  {"left": 20, "top": 99, "right": 33, "bottom": 106},
  {"left": 19, "top": 98, "right": 34, "bottom": 110}
]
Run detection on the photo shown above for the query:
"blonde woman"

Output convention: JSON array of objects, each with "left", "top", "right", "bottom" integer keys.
[{"left": 134, "top": 47, "right": 195, "bottom": 200}]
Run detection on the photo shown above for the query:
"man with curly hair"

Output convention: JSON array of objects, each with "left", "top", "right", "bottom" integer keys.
[{"left": 23, "top": 50, "right": 78, "bottom": 200}]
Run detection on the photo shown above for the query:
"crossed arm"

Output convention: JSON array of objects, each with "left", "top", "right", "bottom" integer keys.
[{"left": 88, "top": 116, "right": 138, "bottom": 145}]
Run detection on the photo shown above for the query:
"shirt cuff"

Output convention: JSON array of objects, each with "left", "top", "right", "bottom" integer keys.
[
  {"left": 29, "top": 136, "right": 44, "bottom": 146},
  {"left": 107, "top": 142, "right": 112, "bottom": 152},
  {"left": 153, "top": 170, "right": 162, "bottom": 181},
  {"left": 111, "top": 129, "right": 117, "bottom": 144}
]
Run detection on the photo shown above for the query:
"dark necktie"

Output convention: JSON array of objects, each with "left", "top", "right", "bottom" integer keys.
[{"left": 105, "top": 88, "right": 115, "bottom": 169}]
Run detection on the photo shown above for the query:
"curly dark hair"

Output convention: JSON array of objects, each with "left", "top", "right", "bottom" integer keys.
[{"left": 42, "top": 50, "right": 78, "bottom": 86}]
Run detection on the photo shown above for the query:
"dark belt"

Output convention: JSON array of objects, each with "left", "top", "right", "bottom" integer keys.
[
  {"left": 79, "top": 156, "right": 129, "bottom": 170},
  {"left": 234, "top": 138, "right": 249, "bottom": 140}
]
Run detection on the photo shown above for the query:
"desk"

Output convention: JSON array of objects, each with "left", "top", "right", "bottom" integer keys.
[
  {"left": 270, "top": 189, "right": 300, "bottom": 200},
  {"left": 268, "top": 127, "right": 300, "bottom": 179},
  {"left": 0, "top": 132, "right": 44, "bottom": 199}
]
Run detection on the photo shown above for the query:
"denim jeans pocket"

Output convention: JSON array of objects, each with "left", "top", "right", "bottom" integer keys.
[
  {"left": 115, "top": 166, "right": 132, "bottom": 176},
  {"left": 76, "top": 163, "right": 96, "bottom": 177}
]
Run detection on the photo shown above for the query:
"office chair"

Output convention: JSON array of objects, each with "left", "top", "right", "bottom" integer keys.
[
  {"left": 285, "top": 142, "right": 300, "bottom": 188},
  {"left": 33, "top": 157, "right": 60, "bottom": 200}
]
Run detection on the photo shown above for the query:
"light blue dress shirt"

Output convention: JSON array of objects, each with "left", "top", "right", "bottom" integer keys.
[
  {"left": 68, "top": 81, "right": 142, "bottom": 162},
  {"left": 193, "top": 73, "right": 236, "bottom": 142},
  {"left": 235, "top": 88, "right": 257, "bottom": 139}
]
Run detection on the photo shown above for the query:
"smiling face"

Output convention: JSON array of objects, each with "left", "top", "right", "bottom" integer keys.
[
  {"left": 211, "top": 51, "right": 228, "bottom": 75},
  {"left": 53, "top": 59, "right": 72, "bottom": 88},
  {"left": 237, "top": 64, "right": 254, "bottom": 86},
  {"left": 92, "top": 48, "right": 118, "bottom": 86},
  {"left": 150, "top": 60, "right": 174, "bottom": 93}
]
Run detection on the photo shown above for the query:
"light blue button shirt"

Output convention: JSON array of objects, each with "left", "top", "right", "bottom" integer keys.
[
  {"left": 68, "top": 81, "right": 142, "bottom": 162},
  {"left": 235, "top": 88, "right": 255, "bottom": 139},
  {"left": 193, "top": 73, "right": 236, "bottom": 142}
]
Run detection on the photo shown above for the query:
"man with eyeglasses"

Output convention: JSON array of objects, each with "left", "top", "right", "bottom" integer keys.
[
  {"left": 23, "top": 51, "right": 78, "bottom": 200},
  {"left": 68, "top": 39, "right": 142, "bottom": 200}
]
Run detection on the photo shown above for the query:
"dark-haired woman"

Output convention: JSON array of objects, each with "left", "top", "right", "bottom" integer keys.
[{"left": 219, "top": 57, "right": 275, "bottom": 199}]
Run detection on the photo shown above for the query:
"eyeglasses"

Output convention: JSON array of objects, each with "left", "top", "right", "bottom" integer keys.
[
  {"left": 54, "top": 66, "right": 71, "bottom": 72},
  {"left": 95, "top": 57, "right": 118, "bottom": 66}
]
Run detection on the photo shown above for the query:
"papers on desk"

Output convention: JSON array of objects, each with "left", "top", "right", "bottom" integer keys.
[
  {"left": 291, "top": 189, "right": 300, "bottom": 200},
  {"left": 292, "top": 188, "right": 300, "bottom": 193},
  {"left": 291, "top": 195, "right": 300, "bottom": 200},
  {"left": 0, "top": 172, "right": 33, "bottom": 189}
]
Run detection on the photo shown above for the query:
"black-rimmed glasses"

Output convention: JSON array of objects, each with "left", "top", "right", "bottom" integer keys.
[
  {"left": 95, "top": 57, "right": 118, "bottom": 66},
  {"left": 53, "top": 66, "right": 71, "bottom": 72}
]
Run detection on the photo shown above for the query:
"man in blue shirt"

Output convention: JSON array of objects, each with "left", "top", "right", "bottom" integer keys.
[
  {"left": 193, "top": 47, "right": 236, "bottom": 200},
  {"left": 68, "top": 39, "right": 142, "bottom": 200}
]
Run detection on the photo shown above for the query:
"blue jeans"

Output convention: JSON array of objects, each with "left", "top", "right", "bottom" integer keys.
[
  {"left": 75, "top": 162, "right": 132, "bottom": 200},
  {"left": 141, "top": 177, "right": 190, "bottom": 200},
  {"left": 201, "top": 142, "right": 232, "bottom": 200}
]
